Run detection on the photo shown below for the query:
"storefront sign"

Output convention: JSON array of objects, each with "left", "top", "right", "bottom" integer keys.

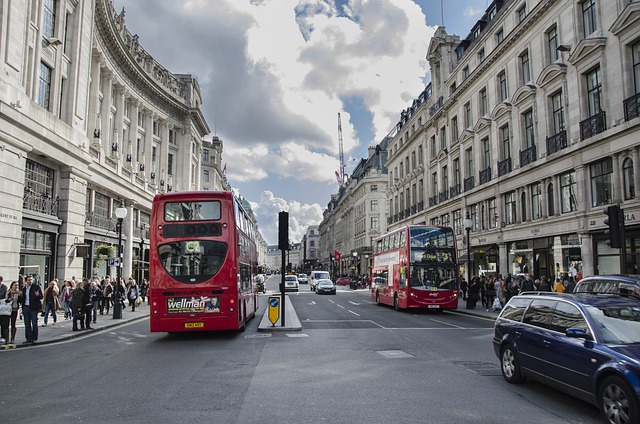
[{"left": 0, "top": 209, "right": 19, "bottom": 223}]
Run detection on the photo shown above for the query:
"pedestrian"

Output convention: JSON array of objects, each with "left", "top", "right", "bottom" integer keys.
[
  {"left": 42, "top": 280, "right": 59, "bottom": 326},
  {"left": 81, "top": 278, "right": 94, "bottom": 330},
  {"left": 484, "top": 278, "right": 496, "bottom": 311},
  {"left": 0, "top": 277, "right": 10, "bottom": 344},
  {"left": 538, "top": 276, "right": 551, "bottom": 292},
  {"left": 466, "top": 276, "right": 481, "bottom": 309},
  {"left": 553, "top": 278, "right": 566, "bottom": 293},
  {"left": 71, "top": 280, "right": 85, "bottom": 331},
  {"left": 18, "top": 275, "right": 44, "bottom": 344},
  {"left": 565, "top": 276, "right": 576, "bottom": 294},
  {"left": 117, "top": 278, "right": 127, "bottom": 310},
  {"left": 521, "top": 273, "right": 535, "bottom": 292},
  {"left": 127, "top": 278, "right": 139, "bottom": 312},
  {"left": 90, "top": 279, "right": 101, "bottom": 323},
  {"left": 497, "top": 279, "right": 507, "bottom": 308},
  {"left": 460, "top": 278, "right": 468, "bottom": 301},
  {"left": 103, "top": 277, "right": 112, "bottom": 315},
  {"left": 7, "top": 282, "right": 20, "bottom": 344}
]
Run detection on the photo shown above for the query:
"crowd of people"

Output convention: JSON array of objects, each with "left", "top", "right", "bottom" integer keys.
[
  {"left": 459, "top": 273, "right": 581, "bottom": 311},
  {"left": 0, "top": 274, "right": 148, "bottom": 345}
]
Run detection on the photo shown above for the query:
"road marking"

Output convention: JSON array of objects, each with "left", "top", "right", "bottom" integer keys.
[
  {"left": 308, "top": 301, "right": 316, "bottom": 305},
  {"left": 328, "top": 299, "right": 336, "bottom": 304},
  {"left": 430, "top": 318, "right": 466, "bottom": 329},
  {"left": 336, "top": 304, "right": 345, "bottom": 309},
  {"left": 348, "top": 310, "right": 360, "bottom": 316},
  {"left": 348, "top": 301, "right": 361, "bottom": 306}
]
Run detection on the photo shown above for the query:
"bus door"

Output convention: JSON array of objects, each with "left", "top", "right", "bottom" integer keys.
[{"left": 394, "top": 263, "right": 408, "bottom": 307}]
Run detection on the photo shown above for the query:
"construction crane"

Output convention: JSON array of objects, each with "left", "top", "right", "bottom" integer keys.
[{"left": 335, "top": 112, "right": 346, "bottom": 188}]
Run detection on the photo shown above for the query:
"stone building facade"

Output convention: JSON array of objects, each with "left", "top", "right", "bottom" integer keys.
[
  {"left": 0, "top": 0, "right": 214, "bottom": 283},
  {"left": 386, "top": 0, "right": 640, "bottom": 279}
]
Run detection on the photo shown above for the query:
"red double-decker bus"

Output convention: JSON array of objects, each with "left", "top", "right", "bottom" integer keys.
[
  {"left": 149, "top": 191, "right": 258, "bottom": 332},
  {"left": 371, "top": 225, "right": 459, "bottom": 311}
]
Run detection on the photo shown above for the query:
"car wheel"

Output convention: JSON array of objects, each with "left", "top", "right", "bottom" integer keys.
[
  {"left": 599, "top": 375, "right": 639, "bottom": 424},
  {"left": 500, "top": 344, "right": 524, "bottom": 383}
]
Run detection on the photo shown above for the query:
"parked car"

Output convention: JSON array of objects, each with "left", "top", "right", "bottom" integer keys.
[
  {"left": 310, "top": 270, "right": 330, "bottom": 291},
  {"left": 336, "top": 277, "right": 352, "bottom": 286},
  {"left": 316, "top": 279, "right": 336, "bottom": 295},
  {"left": 574, "top": 275, "right": 640, "bottom": 299},
  {"left": 298, "top": 274, "right": 309, "bottom": 284},
  {"left": 493, "top": 291, "right": 640, "bottom": 424},
  {"left": 284, "top": 275, "right": 299, "bottom": 292}
]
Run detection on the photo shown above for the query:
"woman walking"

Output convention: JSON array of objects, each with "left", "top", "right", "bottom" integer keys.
[
  {"left": 7, "top": 282, "right": 20, "bottom": 343},
  {"left": 42, "top": 280, "right": 60, "bottom": 326},
  {"left": 126, "top": 278, "right": 139, "bottom": 312}
]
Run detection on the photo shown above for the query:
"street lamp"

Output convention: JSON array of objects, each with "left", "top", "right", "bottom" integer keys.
[
  {"left": 463, "top": 214, "right": 474, "bottom": 282},
  {"left": 114, "top": 202, "right": 128, "bottom": 319}
]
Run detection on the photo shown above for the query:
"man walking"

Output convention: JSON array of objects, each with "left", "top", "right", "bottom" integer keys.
[{"left": 20, "top": 276, "right": 43, "bottom": 344}]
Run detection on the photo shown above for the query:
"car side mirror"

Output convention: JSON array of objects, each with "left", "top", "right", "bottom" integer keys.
[{"left": 565, "top": 328, "right": 593, "bottom": 340}]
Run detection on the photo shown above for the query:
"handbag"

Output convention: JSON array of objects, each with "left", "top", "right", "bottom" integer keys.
[{"left": 0, "top": 299, "right": 12, "bottom": 316}]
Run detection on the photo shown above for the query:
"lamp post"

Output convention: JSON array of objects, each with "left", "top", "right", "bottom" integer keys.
[
  {"left": 114, "top": 202, "right": 128, "bottom": 319},
  {"left": 463, "top": 214, "right": 474, "bottom": 282}
]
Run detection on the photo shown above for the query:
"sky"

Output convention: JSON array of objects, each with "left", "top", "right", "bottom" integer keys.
[{"left": 114, "top": 0, "right": 489, "bottom": 245}]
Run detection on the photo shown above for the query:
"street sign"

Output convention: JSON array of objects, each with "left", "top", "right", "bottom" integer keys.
[
  {"left": 108, "top": 258, "right": 118, "bottom": 266},
  {"left": 268, "top": 296, "right": 280, "bottom": 326}
]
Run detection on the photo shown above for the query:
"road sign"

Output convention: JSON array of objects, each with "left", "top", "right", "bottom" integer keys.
[
  {"left": 108, "top": 258, "right": 118, "bottom": 266},
  {"left": 268, "top": 296, "right": 280, "bottom": 326}
]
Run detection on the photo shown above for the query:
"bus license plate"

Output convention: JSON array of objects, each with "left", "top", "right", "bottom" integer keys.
[
  {"left": 428, "top": 305, "right": 440, "bottom": 309},
  {"left": 184, "top": 322, "right": 204, "bottom": 328}
]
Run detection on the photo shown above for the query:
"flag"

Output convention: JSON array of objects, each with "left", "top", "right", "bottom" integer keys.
[
  {"left": 334, "top": 250, "right": 341, "bottom": 262},
  {"left": 223, "top": 163, "right": 227, "bottom": 174}
]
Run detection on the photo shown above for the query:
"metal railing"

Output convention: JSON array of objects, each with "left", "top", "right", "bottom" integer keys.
[
  {"left": 464, "top": 176, "right": 475, "bottom": 192},
  {"left": 519, "top": 145, "right": 537, "bottom": 167},
  {"left": 580, "top": 110, "right": 606, "bottom": 140},
  {"left": 624, "top": 93, "right": 640, "bottom": 121},
  {"left": 479, "top": 167, "right": 492, "bottom": 185},
  {"left": 498, "top": 157, "right": 512, "bottom": 177},
  {"left": 23, "top": 191, "right": 59, "bottom": 216},
  {"left": 546, "top": 130, "right": 567, "bottom": 155}
]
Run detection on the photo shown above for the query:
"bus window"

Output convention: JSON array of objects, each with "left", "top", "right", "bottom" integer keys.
[
  {"left": 164, "top": 201, "right": 221, "bottom": 221},
  {"left": 158, "top": 240, "right": 227, "bottom": 284}
]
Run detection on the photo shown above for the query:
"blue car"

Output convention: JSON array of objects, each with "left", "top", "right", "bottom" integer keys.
[{"left": 493, "top": 292, "right": 640, "bottom": 424}]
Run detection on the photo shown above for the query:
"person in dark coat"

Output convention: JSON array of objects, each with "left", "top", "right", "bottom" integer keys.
[
  {"left": 71, "top": 280, "right": 85, "bottom": 331},
  {"left": 460, "top": 278, "right": 468, "bottom": 301},
  {"left": 81, "top": 278, "right": 94, "bottom": 330},
  {"left": 466, "top": 277, "right": 481, "bottom": 309},
  {"left": 19, "top": 276, "right": 43, "bottom": 343}
]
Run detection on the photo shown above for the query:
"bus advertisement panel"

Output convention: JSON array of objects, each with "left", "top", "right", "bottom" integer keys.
[
  {"left": 149, "top": 191, "right": 258, "bottom": 332},
  {"left": 371, "top": 225, "right": 459, "bottom": 311}
]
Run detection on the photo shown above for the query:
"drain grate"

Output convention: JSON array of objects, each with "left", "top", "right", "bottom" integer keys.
[{"left": 453, "top": 361, "right": 502, "bottom": 376}]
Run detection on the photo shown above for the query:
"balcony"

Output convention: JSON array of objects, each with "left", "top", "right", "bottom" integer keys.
[
  {"left": 624, "top": 93, "right": 640, "bottom": 121},
  {"left": 23, "top": 190, "right": 59, "bottom": 217},
  {"left": 546, "top": 130, "right": 567, "bottom": 155},
  {"left": 479, "top": 167, "right": 492, "bottom": 185},
  {"left": 429, "top": 96, "right": 444, "bottom": 117},
  {"left": 439, "top": 190, "right": 449, "bottom": 203},
  {"left": 417, "top": 201, "right": 424, "bottom": 212},
  {"left": 410, "top": 205, "right": 417, "bottom": 215},
  {"left": 519, "top": 145, "right": 537, "bottom": 167},
  {"left": 464, "top": 176, "right": 475, "bottom": 192},
  {"left": 580, "top": 110, "right": 606, "bottom": 140},
  {"left": 85, "top": 213, "right": 115, "bottom": 231},
  {"left": 449, "top": 184, "right": 461, "bottom": 198},
  {"left": 498, "top": 157, "right": 512, "bottom": 177},
  {"left": 399, "top": 210, "right": 405, "bottom": 220},
  {"left": 428, "top": 195, "right": 439, "bottom": 207}
]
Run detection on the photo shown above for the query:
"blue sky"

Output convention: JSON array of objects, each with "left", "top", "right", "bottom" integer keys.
[{"left": 114, "top": 0, "right": 488, "bottom": 244}]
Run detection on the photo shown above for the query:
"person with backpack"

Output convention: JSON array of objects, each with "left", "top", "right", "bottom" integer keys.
[{"left": 126, "top": 278, "right": 140, "bottom": 312}]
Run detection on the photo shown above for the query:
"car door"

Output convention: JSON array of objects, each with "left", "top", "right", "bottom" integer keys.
[
  {"left": 543, "top": 301, "right": 605, "bottom": 400},
  {"left": 518, "top": 299, "right": 556, "bottom": 379}
]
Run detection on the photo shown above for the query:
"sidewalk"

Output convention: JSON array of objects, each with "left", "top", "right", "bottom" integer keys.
[
  {"left": 1, "top": 303, "right": 149, "bottom": 350},
  {"left": 451, "top": 296, "right": 501, "bottom": 320}
]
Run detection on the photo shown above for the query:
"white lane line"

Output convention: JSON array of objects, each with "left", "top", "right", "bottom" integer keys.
[
  {"left": 348, "top": 310, "right": 360, "bottom": 316},
  {"left": 308, "top": 301, "right": 316, "bottom": 305},
  {"left": 430, "top": 318, "right": 466, "bottom": 329},
  {"left": 336, "top": 304, "right": 345, "bottom": 309},
  {"left": 348, "top": 301, "right": 361, "bottom": 305}
]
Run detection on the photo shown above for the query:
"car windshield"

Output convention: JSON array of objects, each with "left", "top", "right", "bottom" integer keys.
[
  {"left": 285, "top": 276, "right": 296, "bottom": 282},
  {"left": 584, "top": 305, "right": 640, "bottom": 344},
  {"left": 318, "top": 280, "right": 333, "bottom": 286},
  {"left": 409, "top": 264, "right": 457, "bottom": 291}
]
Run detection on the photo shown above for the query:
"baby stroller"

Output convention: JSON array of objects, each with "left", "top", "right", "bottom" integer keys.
[{"left": 491, "top": 297, "right": 502, "bottom": 312}]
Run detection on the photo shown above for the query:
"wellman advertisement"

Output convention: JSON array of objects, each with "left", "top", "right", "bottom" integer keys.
[{"left": 167, "top": 296, "right": 220, "bottom": 314}]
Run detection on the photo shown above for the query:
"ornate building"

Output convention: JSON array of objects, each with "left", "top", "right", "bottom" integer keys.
[
  {"left": 0, "top": 0, "right": 213, "bottom": 283},
  {"left": 386, "top": 0, "right": 640, "bottom": 279}
]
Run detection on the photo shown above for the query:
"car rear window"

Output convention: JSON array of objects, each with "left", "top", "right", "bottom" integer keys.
[{"left": 499, "top": 297, "right": 532, "bottom": 322}]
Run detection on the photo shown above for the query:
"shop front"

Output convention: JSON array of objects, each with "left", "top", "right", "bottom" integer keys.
[{"left": 507, "top": 234, "right": 583, "bottom": 281}]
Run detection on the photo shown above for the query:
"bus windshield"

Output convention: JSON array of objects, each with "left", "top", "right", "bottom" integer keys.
[
  {"left": 164, "top": 201, "right": 221, "bottom": 221},
  {"left": 158, "top": 240, "right": 228, "bottom": 284},
  {"left": 409, "top": 264, "right": 457, "bottom": 291}
]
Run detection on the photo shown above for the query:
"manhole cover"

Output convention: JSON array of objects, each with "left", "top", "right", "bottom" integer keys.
[
  {"left": 453, "top": 361, "right": 502, "bottom": 376},
  {"left": 377, "top": 350, "right": 415, "bottom": 359}
]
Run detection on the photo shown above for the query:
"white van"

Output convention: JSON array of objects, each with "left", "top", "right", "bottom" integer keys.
[{"left": 309, "top": 270, "right": 330, "bottom": 291}]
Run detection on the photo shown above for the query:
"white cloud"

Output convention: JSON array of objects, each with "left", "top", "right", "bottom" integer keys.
[{"left": 464, "top": 6, "right": 483, "bottom": 17}]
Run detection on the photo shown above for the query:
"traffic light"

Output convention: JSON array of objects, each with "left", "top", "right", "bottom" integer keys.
[
  {"left": 278, "top": 211, "right": 289, "bottom": 250},
  {"left": 604, "top": 205, "right": 623, "bottom": 248}
]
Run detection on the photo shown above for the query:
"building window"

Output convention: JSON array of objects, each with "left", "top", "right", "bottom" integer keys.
[
  {"left": 43, "top": 0, "right": 57, "bottom": 38},
  {"left": 496, "top": 28, "right": 504, "bottom": 44},
  {"left": 517, "top": 4, "right": 527, "bottom": 23},
  {"left": 582, "top": 0, "right": 597, "bottom": 37},
  {"left": 371, "top": 184, "right": 378, "bottom": 191},
  {"left": 623, "top": 158, "right": 636, "bottom": 200},
  {"left": 521, "top": 192, "right": 527, "bottom": 222},
  {"left": 466, "top": 147, "right": 474, "bottom": 178},
  {"left": 25, "top": 160, "right": 55, "bottom": 200},
  {"left": 634, "top": 42, "right": 640, "bottom": 94},
  {"left": 431, "top": 172, "right": 438, "bottom": 195},
  {"left": 520, "top": 50, "right": 531, "bottom": 84},
  {"left": 453, "top": 158, "right": 461, "bottom": 186},
  {"left": 480, "top": 88, "right": 488, "bottom": 116},
  {"left": 38, "top": 62, "right": 52, "bottom": 110},
  {"left": 442, "top": 165, "right": 448, "bottom": 191},
  {"left": 482, "top": 137, "right": 491, "bottom": 170},
  {"left": 203, "top": 170, "right": 209, "bottom": 183},
  {"left": 167, "top": 153, "right": 174, "bottom": 176},
  {"left": 478, "top": 49, "right": 485, "bottom": 63},
  {"left": 371, "top": 199, "right": 378, "bottom": 211},
  {"left": 430, "top": 135, "right": 436, "bottom": 158},
  {"left": 523, "top": 110, "right": 535, "bottom": 148},
  {"left": 488, "top": 198, "right": 497, "bottom": 229},
  {"left": 498, "top": 71, "right": 508, "bottom": 102},
  {"left": 590, "top": 157, "right": 613, "bottom": 207},
  {"left": 453, "top": 209, "right": 462, "bottom": 235},
  {"left": 464, "top": 102, "right": 472, "bottom": 128},
  {"left": 418, "top": 145, "right": 423, "bottom": 165},
  {"left": 551, "top": 91, "right": 565, "bottom": 134},
  {"left": 203, "top": 149, "right": 209, "bottom": 162},
  {"left": 547, "top": 183, "right": 555, "bottom": 216},
  {"left": 548, "top": 26, "right": 559, "bottom": 63},
  {"left": 500, "top": 125, "right": 510, "bottom": 159},
  {"left": 451, "top": 116, "right": 459, "bottom": 142},
  {"left": 586, "top": 66, "right": 602, "bottom": 116},
  {"left": 531, "top": 183, "right": 542, "bottom": 219},
  {"left": 463, "top": 66, "right": 470, "bottom": 79},
  {"left": 371, "top": 216, "right": 379, "bottom": 230},
  {"left": 440, "top": 127, "right": 447, "bottom": 150},
  {"left": 560, "top": 171, "right": 578, "bottom": 213}
]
